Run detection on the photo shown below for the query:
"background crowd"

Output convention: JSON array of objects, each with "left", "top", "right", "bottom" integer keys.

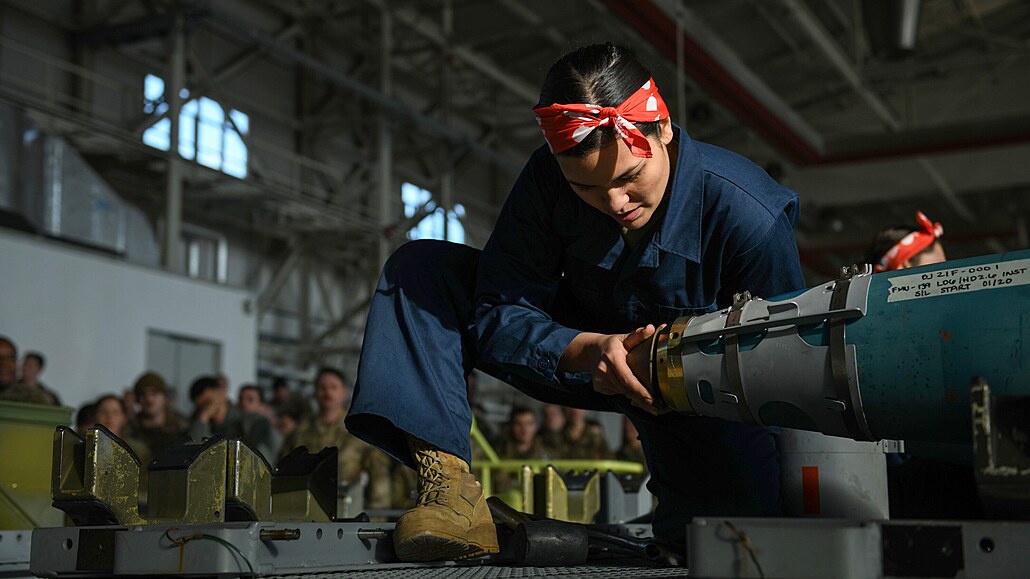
[{"left": 0, "top": 332, "right": 643, "bottom": 511}]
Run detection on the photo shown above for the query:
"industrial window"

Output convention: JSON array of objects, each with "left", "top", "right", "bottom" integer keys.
[
  {"left": 401, "top": 182, "right": 465, "bottom": 243},
  {"left": 142, "top": 74, "right": 249, "bottom": 178}
]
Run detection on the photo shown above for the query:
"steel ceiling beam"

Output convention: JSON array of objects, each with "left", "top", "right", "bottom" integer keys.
[
  {"left": 190, "top": 0, "right": 522, "bottom": 174},
  {"left": 603, "top": 0, "right": 825, "bottom": 164},
  {"left": 602, "top": 0, "right": 1030, "bottom": 166}
]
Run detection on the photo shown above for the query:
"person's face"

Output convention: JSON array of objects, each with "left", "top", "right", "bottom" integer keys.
[
  {"left": 555, "top": 118, "right": 675, "bottom": 231},
  {"left": 138, "top": 387, "right": 167, "bottom": 417},
  {"left": 564, "top": 407, "right": 588, "bottom": 426},
  {"left": 910, "top": 241, "right": 946, "bottom": 268},
  {"left": 273, "top": 385, "right": 290, "bottom": 404},
  {"left": 314, "top": 373, "right": 347, "bottom": 413},
  {"left": 511, "top": 412, "right": 537, "bottom": 445},
  {"left": 277, "top": 414, "right": 297, "bottom": 437},
  {"left": 21, "top": 357, "right": 41, "bottom": 382},
  {"left": 194, "top": 386, "right": 227, "bottom": 412},
  {"left": 542, "top": 404, "right": 564, "bottom": 432},
  {"left": 95, "top": 398, "right": 126, "bottom": 435},
  {"left": 239, "top": 389, "right": 262, "bottom": 413},
  {"left": 0, "top": 342, "right": 15, "bottom": 386}
]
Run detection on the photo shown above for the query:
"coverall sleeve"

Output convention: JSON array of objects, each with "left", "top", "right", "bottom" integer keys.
[{"left": 472, "top": 152, "right": 584, "bottom": 386}]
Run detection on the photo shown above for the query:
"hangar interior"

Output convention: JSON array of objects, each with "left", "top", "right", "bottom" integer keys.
[{"left": 1, "top": 0, "right": 1030, "bottom": 577}]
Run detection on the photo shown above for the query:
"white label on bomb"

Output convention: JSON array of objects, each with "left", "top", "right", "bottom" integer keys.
[{"left": 887, "top": 258, "right": 1030, "bottom": 302}]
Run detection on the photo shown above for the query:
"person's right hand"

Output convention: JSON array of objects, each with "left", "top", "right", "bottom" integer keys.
[
  {"left": 195, "top": 390, "right": 219, "bottom": 422},
  {"left": 560, "top": 326, "right": 666, "bottom": 415}
]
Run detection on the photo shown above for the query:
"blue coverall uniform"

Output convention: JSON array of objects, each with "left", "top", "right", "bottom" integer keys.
[{"left": 347, "top": 126, "right": 806, "bottom": 544}]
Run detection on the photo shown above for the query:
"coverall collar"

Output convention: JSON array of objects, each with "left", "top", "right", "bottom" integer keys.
[{"left": 652, "top": 124, "right": 703, "bottom": 263}]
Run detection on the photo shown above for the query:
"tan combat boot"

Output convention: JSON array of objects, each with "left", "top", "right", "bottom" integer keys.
[{"left": 392, "top": 438, "right": 499, "bottom": 561}]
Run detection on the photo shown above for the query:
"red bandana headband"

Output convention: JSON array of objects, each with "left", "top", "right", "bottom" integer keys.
[
  {"left": 874, "top": 211, "right": 944, "bottom": 273},
  {"left": 532, "top": 77, "right": 670, "bottom": 158}
]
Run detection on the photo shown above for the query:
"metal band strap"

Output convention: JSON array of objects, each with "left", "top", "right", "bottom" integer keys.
[
  {"left": 829, "top": 266, "right": 874, "bottom": 440},
  {"left": 724, "top": 291, "right": 758, "bottom": 425}
]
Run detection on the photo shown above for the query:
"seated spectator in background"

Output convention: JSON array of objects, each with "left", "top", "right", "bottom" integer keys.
[
  {"left": 94, "top": 393, "right": 152, "bottom": 501},
  {"left": 125, "top": 372, "right": 189, "bottom": 459},
  {"left": 239, "top": 383, "right": 282, "bottom": 455},
  {"left": 121, "top": 388, "right": 137, "bottom": 422},
  {"left": 94, "top": 394, "right": 150, "bottom": 462},
  {"left": 562, "top": 407, "right": 611, "bottom": 460},
  {"left": 498, "top": 407, "right": 548, "bottom": 461},
  {"left": 615, "top": 416, "right": 647, "bottom": 470},
  {"left": 275, "top": 402, "right": 304, "bottom": 440},
  {"left": 270, "top": 376, "right": 309, "bottom": 418},
  {"left": 0, "top": 336, "right": 16, "bottom": 395},
  {"left": 189, "top": 375, "right": 277, "bottom": 460},
  {"left": 75, "top": 402, "right": 97, "bottom": 434},
  {"left": 279, "top": 367, "right": 392, "bottom": 510},
  {"left": 494, "top": 406, "right": 549, "bottom": 494},
  {"left": 539, "top": 403, "right": 566, "bottom": 457},
  {"left": 20, "top": 352, "right": 60, "bottom": 404},
  {"left": 0, "top": 338, "right": 59, "bottom": 406},
  {"left": 239, "top": 384, "right": 276, "bottom": 422},
  {"left": 864, "top": 211, "right": 946, "bottom": 272}
]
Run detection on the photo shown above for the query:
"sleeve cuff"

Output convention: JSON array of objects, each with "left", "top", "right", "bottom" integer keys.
[{"left": 532, "top": 326, "right": 585, "bottom": 384}]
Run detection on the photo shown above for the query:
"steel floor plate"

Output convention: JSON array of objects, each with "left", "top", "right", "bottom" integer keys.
[{"left": 274, "top": 559, "right": 687, "bottom": 578}]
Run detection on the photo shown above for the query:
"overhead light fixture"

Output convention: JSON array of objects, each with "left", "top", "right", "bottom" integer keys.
[{"left": 862, "top": 0, "right": 922, "bottom": 60}]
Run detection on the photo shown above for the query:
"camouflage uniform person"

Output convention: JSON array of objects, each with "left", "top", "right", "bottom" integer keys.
[
  {"left": 123, "top": 372, "right": 190, "bottom": 459},
  {"left": 0, "top": 341, "right": 60, "bottom": 406},
  {"left": 538, "top": 403, "right": 568, "bottom": 457},
  {"left": 615, "top": 416, "right": 647, "bottom": 470},
  {"left": 494, "top": 407, "right": 549, "bottom": 494},
  {"left": 281, "top": 415, "right": 393, "bottom": 509},
  {"left": 561, "top": 408, "right": 611, "bottom": 460},
  {"left": 278, "top": 367, "right": 392, "bottom": 509}
]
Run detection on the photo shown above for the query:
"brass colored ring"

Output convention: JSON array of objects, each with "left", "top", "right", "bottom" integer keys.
[{"left": 655, "top": 316, "right": 693, "bottom": 414}]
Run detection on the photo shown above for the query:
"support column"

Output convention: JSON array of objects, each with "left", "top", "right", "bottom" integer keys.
[
  {"left": 162, "top": 13, "right": 185, "bottom": 272},
  {"left": 440, "top": 0, "right": 454, "bottom": 242},
  {"left": 675, "top": 0, "right": 687, "bottom": 125},
  {"left": 377, "top": 4, "right": 394, "bottom": 269},
  {"left": 299, "top": 259, "right": 312, "bottom": 368}
]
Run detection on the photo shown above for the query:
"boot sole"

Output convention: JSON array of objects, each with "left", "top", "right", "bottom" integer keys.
[{"left": 394, "top": 524, "right": 500, "bottom": 562}]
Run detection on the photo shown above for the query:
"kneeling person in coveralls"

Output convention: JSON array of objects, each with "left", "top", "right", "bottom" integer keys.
[{"left": 346, "top": 43, "right": 805, "bottom": 562}]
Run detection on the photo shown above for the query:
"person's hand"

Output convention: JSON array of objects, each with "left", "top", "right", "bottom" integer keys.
[
  {"left": 591, "top": 325, "right": 661, "bottom": 414},
  {"left": 557, "top": 325, "right": 664, "bottom": 415},
  {"left": 195, "top": 390, "right": 220, "bottom": 423}
]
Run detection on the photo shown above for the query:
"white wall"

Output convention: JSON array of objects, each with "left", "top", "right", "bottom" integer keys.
[{"left": 0, "top": 229, "right": 257, "bottom": 410}]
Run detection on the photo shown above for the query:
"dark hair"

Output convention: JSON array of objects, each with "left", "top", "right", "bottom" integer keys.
[
  {"left": 240, "top": 384, "right": 265, "bottom": 403},
  {"left": 94, "top": 394, "right": 125, "bottom": 412},
  {"left": 24, "top": 351, "right": 45, "bottom": 368},
  {"left": 315, "top": 367, "right": 347, "bottom": 386},
  {"left": 537, "top": 43, "right": 662, "bottom": 157},
  {"left": 863, "top": 222, "right": 938, "bottom": 266},
  {"left": 76, "top": 402, "right": 97, "bottom": 429},
  {"left": 272, "top": 376, "right": 289, "bottom": 390},
  {"left": 509, "top": 405, "right": 536, "bottom": 421},
  {"left": 0, "top": 335, "right": 15, "bottom": 352},
  {"left": 189, "top": 375, "right": 220, "bottom": 401}
]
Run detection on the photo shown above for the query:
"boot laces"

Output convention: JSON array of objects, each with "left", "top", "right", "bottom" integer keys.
[{"left": 415, "top": 449, "right": 448, "bottom": 506}]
